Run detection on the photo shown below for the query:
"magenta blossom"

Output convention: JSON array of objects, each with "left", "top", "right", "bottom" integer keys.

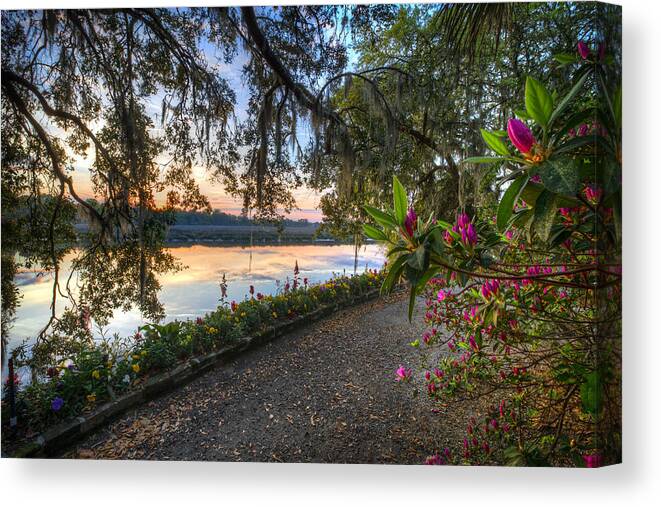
[
  {"left": 507, "top": 118, "right": 535, "bottom": 155},
  {"left": 584, "top": 184, "right": 603, "bottom": 204},
  {"left": 395, "top": 365, "right": 412, "bottom": 382},
  {"left": 425, "top": 454, "right": 446, "bottom": 465},
  {"left": 437, "top": 289, "right": 449, "bottom": 302},
  {"left": 404, "top": 207, "right": 417, "bottom": 237},
  {"left": 462, "top": 223, "right": 477, "bottom": 246},
  {"left": 578, "top": 41, "right": 590, "bottom": 59},
  {"left": 583, "top": 454, "right": 603, "bottom": 468}
]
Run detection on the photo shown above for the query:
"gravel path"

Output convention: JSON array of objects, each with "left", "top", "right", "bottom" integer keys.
[{"left": 63, "top": 292, "right": 485, "bottom": 463}]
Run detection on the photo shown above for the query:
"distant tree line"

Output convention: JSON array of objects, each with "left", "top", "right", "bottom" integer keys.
[{"left": 171, "top": 209, "right": 314, "bottom": 228}]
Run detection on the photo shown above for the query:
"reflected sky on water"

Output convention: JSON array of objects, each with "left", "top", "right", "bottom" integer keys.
[{"left": 7, "top": 243, "right": 385, "bottom": 355}]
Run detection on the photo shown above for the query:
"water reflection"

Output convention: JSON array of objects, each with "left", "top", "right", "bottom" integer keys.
[{"left": 8, "top": 243, "right": 385, "bottom": 353}]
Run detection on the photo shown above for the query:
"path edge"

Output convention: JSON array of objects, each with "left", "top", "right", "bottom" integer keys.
[{"left": 9, "top": 288, "right": 386, "bottom": 458}]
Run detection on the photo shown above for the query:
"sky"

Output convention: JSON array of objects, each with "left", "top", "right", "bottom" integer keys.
[{"left": 65, "top": 18, "right": 327, "bottom": 222}]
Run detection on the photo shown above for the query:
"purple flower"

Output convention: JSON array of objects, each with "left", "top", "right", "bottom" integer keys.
[
  {"left": 457, "top": 213, "right": 471, "bottom": 229},
  {"left": 578, "top": 123, "right": 589, "bottom": 136},
  {"left": 578, "top": 41, "right": 590, "bottom": 60},
  {"left": 507, "top": 118, "right": 535, "bottom": 155},
  {"left": 404, "top": 207, "right": 417, "bottom": 237},
  {"left": 51, "top": 396, "right": 64, "bottom": 412},
  {"left": 437, "top": 289, "right": 449, "bottom": 302},
  {"left": 530, "top": 174, "right": 542, "bottom": 183},
  {"left": 469, "top": 335, "right": 479, "bottom": 352}
]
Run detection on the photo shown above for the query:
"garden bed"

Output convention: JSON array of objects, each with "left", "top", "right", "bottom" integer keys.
[{"left": 3, "top": 271, "right": 385, "bottom": 457}]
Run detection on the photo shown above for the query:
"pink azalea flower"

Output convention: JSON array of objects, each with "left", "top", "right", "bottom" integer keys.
[
  {"left": 395, "top": 365, "right": 412, "bottom": 382},
  {"left": 507, "top": 118, "right": 535, "bottom": 155},
  {"left": 584, "top": 185, "right": 603, "bottom": 204}
]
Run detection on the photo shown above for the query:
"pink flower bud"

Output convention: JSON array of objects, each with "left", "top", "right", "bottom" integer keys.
[
  {"left": 507, "top": 118, "right": 535, "bottom": 154},
  {"left": 578, "top": 41, "right": 590, "bottom": 59}
]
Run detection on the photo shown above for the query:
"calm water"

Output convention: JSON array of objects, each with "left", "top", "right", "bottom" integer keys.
[{"left": 7, "top": 243, "right": 385, "bottom": 358}]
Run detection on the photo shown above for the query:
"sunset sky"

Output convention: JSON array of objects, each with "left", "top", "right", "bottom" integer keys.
[{"left": 65, "top": 37, "right": 326, "bottom": 222}]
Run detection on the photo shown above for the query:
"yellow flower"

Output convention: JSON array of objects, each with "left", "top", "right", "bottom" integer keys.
[
  {"left": 272, "top": 312, "right": 278, "bottom": 318},
  {"left": 241, "top": 312, "right": 246, "bottom": 317},
  {"left": 140, "top": 350, "right": 147, "bottom": 356},
  {"left": 132, "top": 354, "right": 140, "bottom": 360},
  {"left": 91, "top": 370, "right": 100, "bottom": 380},
  {"left": 208, "top": 327, "right": 217, "bottom": 334},
  {"left": 106, "top": 361, "right": 113, "bottom": 368},
  {"left": 87, "top": 394, "right": 96, "bottom": 403},
  {"left": 132, "top": 363, "right": 140, "bottom": 373}
]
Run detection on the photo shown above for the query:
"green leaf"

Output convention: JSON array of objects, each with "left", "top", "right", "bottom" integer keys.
[
  {"left": 554, "top": 53, "right": 578, "bottom": 65},
  {"left": 515, "top": 109, "right": 532, "bottom": 121},
  {"left": 497, "top": 174, "right": 529, "bottom": 231},
  {"left": 462, "top": 156, "right": 508, "bottom": 164},
  {"left": 537, "top": 158, "right": 580, "bottom": 196},
  {"left": 480, "top": 129, "right": 510, "bottom": 156},
  {"left": 580, "top": 371, "right": 602, "bottom": 416},
  {"left": 613, "top": 86, "right": 622, "bottom": 129},
  {"left": 417, "top": 265, "right": 441, "bottom": 290},
  {"left": 548, "top": 71, "right": 589, "bottom": 127},
  {"left": 407, "top": 286, "right": 417, "bottom": 322},
  {"left": 552, "top": 135, "right": 596, "bottom": 156},
  {"left": 407, "top": 244, "right": 429, "bottom": 271},
  {"left": 364, "top": 205, "right": 398, "bottom": 229},
  {"left": 503, "top": 445, "right": 526, "bottom": 466},
  {"left": 381, "top": 255, "right": 406, "bottom": 294},
  {"left": 525, "top": 76, "right": 554, "bottom": 128},
  {"left": 363, "top": 224, "right": 387, "bottom": 241},
  {"left": 532, "top": 190, "right": 558, "bottom": 243},
  {"left": 392, "top": 176, "right": 407, "bottom": 225}
]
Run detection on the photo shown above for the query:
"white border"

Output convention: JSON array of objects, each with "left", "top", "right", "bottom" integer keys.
[{"left": 2, "top": 1, "right": 660, "bottom": 505}]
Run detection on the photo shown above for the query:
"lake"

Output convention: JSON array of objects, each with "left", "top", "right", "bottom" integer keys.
[{"left": 7, "top": 243, "right": 386, "bottom": 360}]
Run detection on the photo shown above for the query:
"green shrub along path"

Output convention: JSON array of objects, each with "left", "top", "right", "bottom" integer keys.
[{"left": 60, "top": 292, "right": 489, "bottom": 463}]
